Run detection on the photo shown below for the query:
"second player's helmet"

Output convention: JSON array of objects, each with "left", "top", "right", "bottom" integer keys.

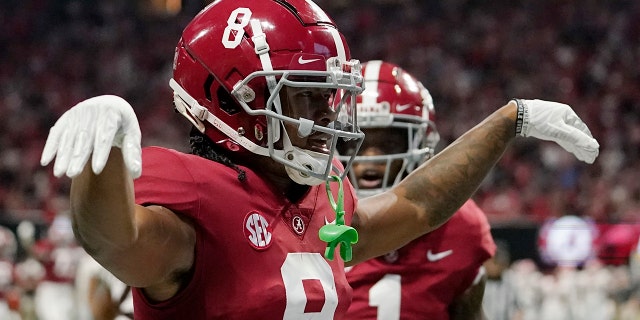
[
  {"left": 171, "top": 0, "right": 364, "bottom": 185},
  {"left": 339, "top": 60, "right": 439, "bottom": 197}
]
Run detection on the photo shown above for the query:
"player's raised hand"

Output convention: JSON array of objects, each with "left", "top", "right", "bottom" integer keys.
[
  {"left": 40, "top": 95, "right": 142, "bottom": 178},
  {"left": 513, "top": 99, "right": 599, "bottom": 164}
]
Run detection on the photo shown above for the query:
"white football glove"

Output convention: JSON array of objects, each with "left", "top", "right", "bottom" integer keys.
[
  {"left": 40, "top": 95, "right": 142, "bottom": 178},
  {"left": 515, "top": 99, "right": 599, "bottom": 164}
]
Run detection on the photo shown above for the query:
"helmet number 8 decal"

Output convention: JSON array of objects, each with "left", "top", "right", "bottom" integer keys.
[{"left": 222, "top": 8, "right": 252, "bottom": 49}]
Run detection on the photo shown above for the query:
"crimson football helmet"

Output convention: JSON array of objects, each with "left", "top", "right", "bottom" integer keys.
[
  {"left": 170, "top": 0, "right": 364, "bottom": 185},
  {"left": 338, "top": 60, "right": 439, "bottom": 197}
]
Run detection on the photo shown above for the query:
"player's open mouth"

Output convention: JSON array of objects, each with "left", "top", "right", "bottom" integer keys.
[
  {"left": 358, "top": 179, "right": 382, "bottom": 188},
  {"left": 307, "top": 134, "right": 331, "bottom": 154},
  {"left": 358, "top": 170, "right": 383, "bottom": 188}
]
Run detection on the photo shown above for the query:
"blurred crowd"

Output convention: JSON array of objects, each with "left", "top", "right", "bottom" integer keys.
[
  {"left": 320, "top": 0, "right": 640, "bottom": 226},
  {"left": 482, "top": 239, "right": 640, "bottom": 320},
  {"left": 2, "top": 0, "right": 639, "bottom": 227},
  {"left": 0, "top": 0, "right": 193, "bottom": 227},
  {"left": 1, "top": 0, "right": 640, "bottom": 319}
]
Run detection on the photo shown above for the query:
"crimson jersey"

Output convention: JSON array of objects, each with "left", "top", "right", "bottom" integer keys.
[
  {"left": 31, "top": 239, "right": 84, "bottom": 284},
  {"left": 132, "top": 147, "right": 357, "bottom": 319},
  {"left": 345, "top": 200, "right": 496, "bottom": 320}
]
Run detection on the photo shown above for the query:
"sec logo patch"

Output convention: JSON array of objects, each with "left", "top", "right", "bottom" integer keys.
[{"left": 244, "top": 212, "right": 272, "bottom": 250}]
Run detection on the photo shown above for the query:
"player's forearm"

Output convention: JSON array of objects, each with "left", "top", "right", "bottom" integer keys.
[
  {"left": 398, "top": 102, "right": 516, "bottom": 229},
  {"left": 71, "top": 148, "right": 138, "bottom": 256}
]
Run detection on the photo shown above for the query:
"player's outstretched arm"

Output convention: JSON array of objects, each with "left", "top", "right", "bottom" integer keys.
[
  {"left": 41, "top": 96, "right": 195, "bottom": 297},
  {"left": 350, "top": 100, "right": 599, "bottom": 264}
]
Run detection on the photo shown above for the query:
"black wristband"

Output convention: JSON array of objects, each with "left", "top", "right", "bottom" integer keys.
[{"left": 512, "top": 99, "right": 525, "bottom": 136}]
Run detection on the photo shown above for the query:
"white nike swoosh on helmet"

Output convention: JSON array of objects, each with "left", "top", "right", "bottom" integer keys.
[
  {"left": 298, "top": 56, "right": 321, "bottom": 64},
  {"left": 396, "top": 103, "right": 413, "bottom": 112},
  {"left": 426, "top": 249, "right": 453, "bottom": 262}
]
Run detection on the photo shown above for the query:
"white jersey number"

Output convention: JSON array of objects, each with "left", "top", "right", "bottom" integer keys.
[
  {"left": 222, "top": 8, "right": 252, "bottom": 49},
  {"left": 281, "top": 253, "right": 338, "bottom": 319},
  {"left": 369, "top": 274, "right": 401, "bottom": 320}
]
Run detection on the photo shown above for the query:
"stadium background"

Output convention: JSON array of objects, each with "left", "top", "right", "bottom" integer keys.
[{"left": 0, "top": 0, "right": 639, "bottom": 315}]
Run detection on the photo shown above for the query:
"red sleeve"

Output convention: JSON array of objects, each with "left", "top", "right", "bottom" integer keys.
[
  {"left": 453, "top": 199, "right": 496, "bottom": 288},
  {"left": 134, "top": 147, "right": 201, "bottom": 219}
]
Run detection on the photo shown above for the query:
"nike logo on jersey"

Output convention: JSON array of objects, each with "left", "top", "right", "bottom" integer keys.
[
  {"left": 396, "top": 103, "right": 413, "bottom": 112},
  {"left": 298, "top": 56, "right": 321, "bottom": 64},
  {"left": 426, "top": 249, "right": 453, "bottom": 262}
]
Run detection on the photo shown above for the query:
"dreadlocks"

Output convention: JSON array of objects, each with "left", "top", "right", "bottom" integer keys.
[{"left": 189, "top": 128, "right": 247, "bottom": 182}]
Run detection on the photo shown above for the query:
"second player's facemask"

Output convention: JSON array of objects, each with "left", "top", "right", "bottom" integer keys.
[{"left": 337, "top": 60, "right": 440, "bottom": 197}]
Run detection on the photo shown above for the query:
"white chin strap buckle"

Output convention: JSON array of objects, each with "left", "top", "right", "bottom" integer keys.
[{"left": 284, "top": 148, "right": 330, "bottom": 186}]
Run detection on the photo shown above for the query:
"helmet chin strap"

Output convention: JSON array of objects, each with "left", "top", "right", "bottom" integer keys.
[
  {"left": 250, "top": 19, "right": 281, "bottom": 142},
  {"left": 281, "top": 126, "right": 330, "bottom": 186}
]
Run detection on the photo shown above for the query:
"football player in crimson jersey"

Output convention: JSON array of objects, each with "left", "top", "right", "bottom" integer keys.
[
  {"left": 40, "top": 0, "right": 598, "bottom": 319},
  {"left": 29, "top": 214, "right": 86, "bottom": 320},
  {"left": 0, "top": 225, "right": 20, "bottom": 320},
  {"left": 339, "top": 61, "right": 496, "bottom": 320}
]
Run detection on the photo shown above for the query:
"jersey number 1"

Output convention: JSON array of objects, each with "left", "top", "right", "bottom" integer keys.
[{"left": 370, "top": 274, "right": 401, "bottom": 320}]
